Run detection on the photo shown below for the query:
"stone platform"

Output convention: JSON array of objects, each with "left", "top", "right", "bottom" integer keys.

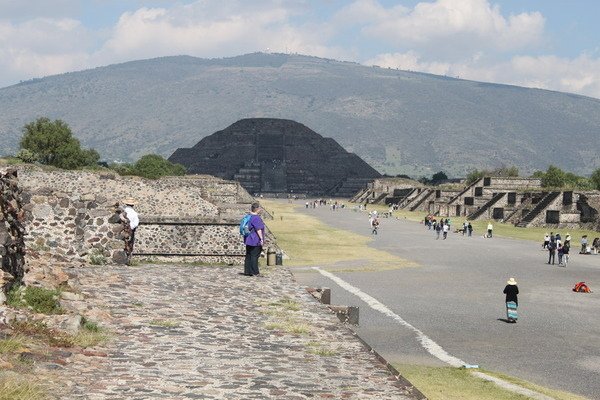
[{"left": 43, "top": 264, "right": 421, "bottom": 399}]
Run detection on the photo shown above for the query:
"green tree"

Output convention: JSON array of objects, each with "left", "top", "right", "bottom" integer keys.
[
  {"left": 118, "top": 154, "right": 186, "bottom": 179},
  {"left": 20, "top": 117, "right": 99, "bottom": 169},
  {"left": 541, "top": 165, "right": 566, "bottom": 188},
  {"left": 465, "top": 169, "right": 485, "bottom": 184},
  {"left": 591, "top": 168, "right": 600, "bottom": 190},
  {"left": 430, "top": 171, "right": 448, "bottom": 184}
]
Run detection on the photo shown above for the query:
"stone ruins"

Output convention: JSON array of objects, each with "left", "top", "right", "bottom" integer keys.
[
  {"left": 169, "top": 118, "right": 381, "bottom": 197},
  {"left": 1, "top": 165, "right": 256, "bottom": 272},
  {"left": 352, "top": 176, "right": 600, "bottom": 229}
]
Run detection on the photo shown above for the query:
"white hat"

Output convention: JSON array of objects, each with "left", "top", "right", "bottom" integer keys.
[
  {"left": 507, "top": 277, "right": 517, "bottom": 285},
  {"left": 122, "top": 198, "right": 137, "bottom": 206}
]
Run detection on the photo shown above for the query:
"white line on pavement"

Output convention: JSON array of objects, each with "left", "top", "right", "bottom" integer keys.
[
  {"left": 312, "top": 266, "right": 465, "bottom": 367},
  {"left": 312, "top": 267, "right": 556, "bottom": 400}
]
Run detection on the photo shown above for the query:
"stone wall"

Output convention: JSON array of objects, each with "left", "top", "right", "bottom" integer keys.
[
  {"left": 134, "top": 222, "right": 244, "bottom": 263},
  {"left": 15, "top": 166, "right": 252, "bottom": 265},
  {"left": 0, "top": 169, "right": 26, "bottom": 299}
]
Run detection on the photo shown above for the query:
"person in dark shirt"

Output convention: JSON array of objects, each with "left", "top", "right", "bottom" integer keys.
[{"left": 503, "top": 278, "right": 519, "bottom": 323}]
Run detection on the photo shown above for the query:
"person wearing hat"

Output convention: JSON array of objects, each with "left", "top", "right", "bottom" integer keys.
[
  {"left": 120, "top": 198, "right": 139, "bottom": 264},
  {"left": 503, "top": 278, "right": 519, "bottom": 323}
]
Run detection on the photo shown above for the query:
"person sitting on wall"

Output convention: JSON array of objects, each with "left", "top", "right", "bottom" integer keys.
[{"left": 120, "top": 198, "right": 139, "bottom": 265}]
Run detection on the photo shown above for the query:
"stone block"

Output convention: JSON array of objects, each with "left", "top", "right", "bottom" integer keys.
[{"left": 112, "top": 250, "right": 129, "bottom": 264}]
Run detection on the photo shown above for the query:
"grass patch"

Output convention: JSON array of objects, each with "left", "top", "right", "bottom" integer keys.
[
  {"left": 148, "top": 319, "right": 180, "bottom": 328},
  {"left": 481, "top": 370, "right": 588, "bottom": 400},
  {"left": 394, "top": 364, "right": 586, "bottom": 400},
  {"left": 268, "top": 297, "right": 301, "bottom": 311},
  {"left": 467, "top": 219, "right": 599, "bottom": 243},
  {"left": 10, "top": 321, "right": 73, "bottom": 348},
  {"left": 264, "top": 321, "right": 311, "bottom": 335},
  {"left": 261, "top": 200, "right": 416, "bottom": 268},
  {"left": 306, "top": 342, "right": 338, "bottom": 356},
  {"left": 7, "top": 286, "right": 63, "bottom": 315},
  {"left": 0, "top": 336, "right": 26, "bottom": 354},
  {"left": 0, "top": 375, "right": 46, "bottom": 400},
  {"left": 88, "top": 249, "right": 108, "bottom": 265}
]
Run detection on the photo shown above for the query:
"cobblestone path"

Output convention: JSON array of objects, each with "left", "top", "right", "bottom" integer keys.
[{"left": 53, "top": 264, "right": 420, "bottom": 399}]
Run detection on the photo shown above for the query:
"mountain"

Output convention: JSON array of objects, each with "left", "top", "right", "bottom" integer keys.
[{"left": 1, "top": 52, "right": 599, "bottom": 177}]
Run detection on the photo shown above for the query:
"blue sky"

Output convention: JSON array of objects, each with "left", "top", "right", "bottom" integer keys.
[{"left": 1, "top": 0, "right": 600, "bottom": 98}]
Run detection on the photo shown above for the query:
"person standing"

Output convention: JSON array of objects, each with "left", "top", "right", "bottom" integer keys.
[
  {"left": 562, "top": 240, "right": 570, "bottom": 267},
  {"left": 487, "top": 222, "right": 493, "bottom": 238},
  {"left": 442, "top": 222, "right": 449, "bottom": 239},
  {"left": 542, "top": 233, "right": 550, "bottom": 249},
  {"left": 547, "top": 239, "right": 556, "bottom": 265},
  {"left": 580, "top": 235, "right": 588, "bottom": 254},
  {"left": 120, "top": 198, "right": 139, "bottom": 265},
  {"left": 243, "top": 202, "right": 265, "bottom": 276},
  {"left": 503, "top": 278, "right": 519, "bottom": 323},
  {"left": 435, "top": 222, "right": 442, "bottom": 240},
  {"left": 557, "top": 241, "right": 564, "bottom": 265},
  {"left": 467, "top": 222, "right": 473, "bottom": 237}
]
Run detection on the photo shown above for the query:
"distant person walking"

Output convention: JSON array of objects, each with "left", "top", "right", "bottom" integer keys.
[
  {"left": 442, "top": 222, "right": 449, "bottom": 239},
  {"left": 486, "top": 222, "right": 493, "bottom": 238},
  {"left": 467, "top": 222, "right": 473, "bottom": 237},
  {"left": 371, "top": 217, "right": 380, "bottom": 235},
  {"left": 542, "top": 233, "right": 550, "bottom": 249},
  {"left": 242, "top": 202, "right": 265, "bottom": 276},
  {"left": 435, "top": 222, "right": 442, "bottom": 239},
  {"left": 119, "top": 198, "right": 139, "bottom": 265},
  {"left": 503, "top": 278, "right": 519, "bottom": 323}
]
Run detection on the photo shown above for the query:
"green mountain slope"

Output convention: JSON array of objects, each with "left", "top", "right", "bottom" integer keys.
[{"left": 1, "top": 52, "right": 599, "bottom": 176}]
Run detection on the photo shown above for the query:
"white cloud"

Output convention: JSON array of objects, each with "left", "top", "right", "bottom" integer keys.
[
  {"left": 366, "top": 51, "right": 600, "bottom": 99},
  {"left": 93, "top": 1, "right": 349, "bottom": 64},
  {"left": 341, "top": 0, "right": 544, "bottom": 56},
  {"left": 0, "top": 17, "right": 92, "bottom": 84}
]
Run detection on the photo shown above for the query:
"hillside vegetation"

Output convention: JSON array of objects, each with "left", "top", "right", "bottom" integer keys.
[{"left": 1, "top": 52, "right": 599, "bottom": 176}]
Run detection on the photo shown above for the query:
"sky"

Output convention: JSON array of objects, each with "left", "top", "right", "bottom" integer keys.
[{"left": 1, "top": 0, "right": 600, "bottom": 98}]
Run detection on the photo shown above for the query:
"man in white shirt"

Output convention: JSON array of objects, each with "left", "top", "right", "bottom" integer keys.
[
  {"left": 487, "top": 222, "right": 493, "bottom": 238},
  {"left": 120, "top": 198, "right": 139, "bottom": 264}
]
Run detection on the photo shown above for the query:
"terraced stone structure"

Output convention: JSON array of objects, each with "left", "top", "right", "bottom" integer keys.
[
  {"left": 169, "top": 118, "right": 381, "bottom": 197},
  {"left": 353, "top": 176, "right": 600, "bottom": 229}
]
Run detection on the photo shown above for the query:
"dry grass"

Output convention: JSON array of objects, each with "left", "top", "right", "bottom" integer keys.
[
  {"left": 261, "top": 200, "right": 416, "bottom": 269},
  {"left": 394, "top": 364, "right": 587, "bottom": 400},
  {"left": 0, "top": 336, "right": 26, "bottom": 354},
  {"left": 0, "top": 375, "right": 46, "bottom": 400},
  {"left": 264, "top": 321, "right": 311, "bottom": 335},
  {"left": 148, "top": 319, "right": 180, "bottom": 328}
]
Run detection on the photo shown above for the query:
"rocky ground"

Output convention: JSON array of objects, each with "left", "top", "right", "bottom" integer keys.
[{"left": 3, "top": 263, "right": 422, "bottom": 399}]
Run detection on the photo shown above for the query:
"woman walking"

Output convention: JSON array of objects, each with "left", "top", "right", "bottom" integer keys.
[{"left": 503, "top": 278, "right": 519, "bottom": 323}]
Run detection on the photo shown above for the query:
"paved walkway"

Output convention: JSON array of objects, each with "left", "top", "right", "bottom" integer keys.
[{"left": 46, "top": 264, "right": 420, "bottom": 399}]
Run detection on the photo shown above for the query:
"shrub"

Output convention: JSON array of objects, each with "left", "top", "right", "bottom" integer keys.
[
  {"left": 111, "top": 154, "right": 186, "bottom": 179},
  {"left": 15, "top": 148, "right": 37, "bottom": 163},
  {"left": 8, "top": 285, "right": 63, "bottom": 314},
  {"left": 89, "top": 249, "right": 107, "bottom": 265}
]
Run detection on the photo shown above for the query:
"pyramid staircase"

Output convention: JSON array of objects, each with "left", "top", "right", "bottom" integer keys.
[
  {"left": 409, "top": 189, "right": 435, "bottom": 212},
  {"left": 467, "top": 193, "right": 506, "bottom": 220},
  {"left": 516, "top": 191, "right": 561, "bottom": 227}
]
